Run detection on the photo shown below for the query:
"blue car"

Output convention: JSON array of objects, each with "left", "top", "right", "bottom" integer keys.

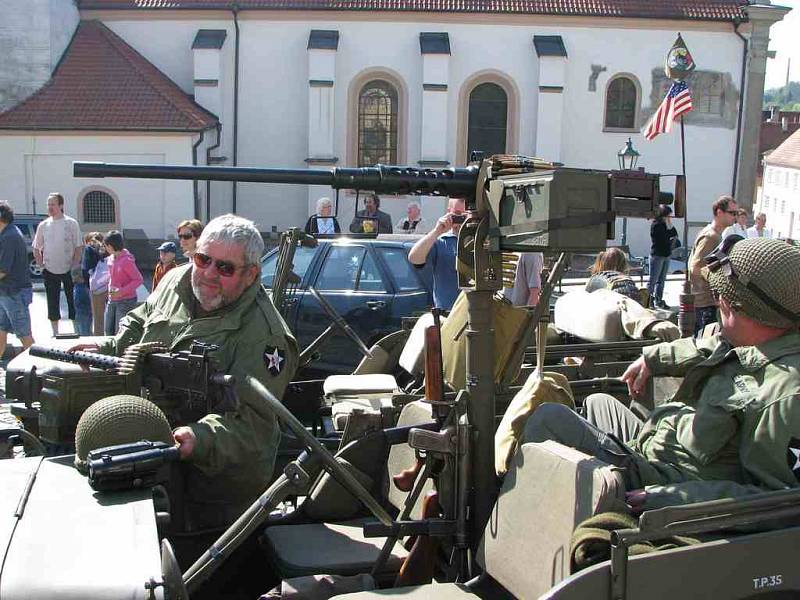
[{"left": 261, "top": 235, "right": 432, "bottom": 376}]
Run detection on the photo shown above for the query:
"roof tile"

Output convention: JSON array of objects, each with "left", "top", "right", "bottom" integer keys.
[
  {"left": 0, "top": 20, "right": 218, "bottom": 132},
  {"left": 765, "top": 128, "right": 800, "bottom": 170},
  {"left": 76, "top": 0, "right": 747, "bottom": 21}
]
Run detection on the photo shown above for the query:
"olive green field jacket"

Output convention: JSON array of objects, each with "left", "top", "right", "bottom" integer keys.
[
  {"left": 630, "top": 332, "right": 800, "bottom": 509},
  {"left": 99, "top": 264, "right": 298, "bottom": 521}
]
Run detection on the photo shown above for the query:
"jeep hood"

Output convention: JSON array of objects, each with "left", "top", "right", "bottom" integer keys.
[{"left": 0, "top": 455, "right": 163, "bottom": 599}]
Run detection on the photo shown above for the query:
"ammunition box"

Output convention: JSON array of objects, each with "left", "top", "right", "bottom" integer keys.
[
  {"left": 488, "top": 168, "right": 612, "bottom": 252},
  {"left": 37, "top": 372, "right": 130, "bottom": 446}
]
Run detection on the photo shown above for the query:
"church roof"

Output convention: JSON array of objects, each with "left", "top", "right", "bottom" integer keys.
[
  {"left": 0, "top": 20, "right": 217, "bottom": 132},
  {"left": 765, "top": 128, "right": 800, "bottom": 170},
  {"left": 76, "top": 0, "right": 748, "bottom": 21}
]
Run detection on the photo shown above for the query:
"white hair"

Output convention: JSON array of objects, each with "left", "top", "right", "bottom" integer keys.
[
  {"left": 198, "top": 214, "right": 264, "bottom": 266},
  {"left": 407, "top": 201, "right": 420, "bottom": 211},
  {"left": 316, "top": 197, "right": 332, "bottom": 213}
]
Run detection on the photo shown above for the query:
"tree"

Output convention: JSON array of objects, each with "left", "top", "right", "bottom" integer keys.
[{"left": 764, "top": 81, "right": 800, "bottom": 110}]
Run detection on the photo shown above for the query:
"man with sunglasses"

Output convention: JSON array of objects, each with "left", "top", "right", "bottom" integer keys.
[
  {"left": 688, "top": 194, "right": 738, "bottom": 334},
  {"left": 523, "top": 237, "right": 800, "bottom": 512},
  {"left": 74, "top": 214, "right": 298, "bottom": 530}
]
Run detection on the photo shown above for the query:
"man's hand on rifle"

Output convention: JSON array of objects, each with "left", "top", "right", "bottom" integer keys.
[
  {"left": 67, "top": 343, "right": 101, "bottom": 372},
  {"left": 173, "top": 427, "right": 196, "bottom": 459},
  {"left": 68, "top": 342, "right": 101, "bottom": 353}
]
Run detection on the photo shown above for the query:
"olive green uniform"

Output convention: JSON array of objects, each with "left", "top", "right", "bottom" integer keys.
[
  {"left": 524, "top": 332, "right": 800, "bottom": 511},
  {"left": 631, "top": 332, "right": 800, "bottom": 507},
  {"left": 98, "top": 264, "right": 298, "bottom": 527}
]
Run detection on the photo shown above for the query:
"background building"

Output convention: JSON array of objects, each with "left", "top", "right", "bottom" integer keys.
[
  {"left": 0, "top": 0, "right": 790, "bottom": 256},
  {"left": 757, "top": 127, "right": 800, "bottom": 239}
]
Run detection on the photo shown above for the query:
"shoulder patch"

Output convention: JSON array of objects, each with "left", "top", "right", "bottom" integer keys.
[
  {"left": 786, "top": 437, "right": 800, "bottom": 481},
  {"left": 264, "top": 346, "right": 285, "bottom": 376}
]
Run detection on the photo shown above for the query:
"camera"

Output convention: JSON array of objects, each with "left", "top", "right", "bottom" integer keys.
[{"left": 451, "top": 214, "right": 466, "bottom": 224}]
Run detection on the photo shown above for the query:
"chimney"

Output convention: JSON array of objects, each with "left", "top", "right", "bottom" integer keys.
[{"left": 192, "top": 30, "right": 227, "bottom": 117}]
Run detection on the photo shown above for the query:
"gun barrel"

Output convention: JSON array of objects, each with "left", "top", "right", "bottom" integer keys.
[
  {"left": 29, "top": 345, "right": 121, "bottom": 371},
  {"left": 74, "top": 162, "right": 479, "bottom": 198}
]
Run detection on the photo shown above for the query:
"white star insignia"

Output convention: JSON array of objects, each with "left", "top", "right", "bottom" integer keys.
[
  {"left": 790, "top": 447, "right": 800, "bottom": 472},
  {"left": 266, "top": 348, "right": 284, "bottom": 373}
]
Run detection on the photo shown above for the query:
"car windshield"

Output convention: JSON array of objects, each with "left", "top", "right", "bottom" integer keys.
[{"left": 261, "top": 245, "right": 316, "bottom": 288}]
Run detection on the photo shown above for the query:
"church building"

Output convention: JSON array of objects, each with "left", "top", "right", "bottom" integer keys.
[{"left": 0, "top": 0, "right": 790, "bottom": 255}]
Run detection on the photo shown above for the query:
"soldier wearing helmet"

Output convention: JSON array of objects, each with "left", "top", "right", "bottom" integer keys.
[{"left": 522, "top": 237, "right": 800, "bottom": 512}]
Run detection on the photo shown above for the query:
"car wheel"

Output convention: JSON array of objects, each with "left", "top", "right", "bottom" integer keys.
[{"left": 29, "top": 258, "right": 43, "bottom": 278}]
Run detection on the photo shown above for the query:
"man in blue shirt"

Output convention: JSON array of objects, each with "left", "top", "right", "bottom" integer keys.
[
  {"left": 408, "top": 198, "right": 466, "bottom": 311},
  {"left": 0, "top": 202, "right": 34, "bottom": 358}
]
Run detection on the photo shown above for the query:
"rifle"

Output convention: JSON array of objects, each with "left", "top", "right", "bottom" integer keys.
[{"left": 28, "top": 342, "right": 238, "bottom": 426}]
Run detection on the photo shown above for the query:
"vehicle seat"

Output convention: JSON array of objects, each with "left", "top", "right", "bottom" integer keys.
[
  {"left": 322, "top": 314, "right": 437, "bottom": 430},
  {"left": 261, "top": 400, "right": 436, "bottom": 580},
  {"left": 330, "top": 440, "right": 625, "bottom": 599}
]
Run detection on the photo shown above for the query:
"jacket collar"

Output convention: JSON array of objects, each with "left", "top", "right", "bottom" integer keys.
[{"left": 727, "top": 331, "right": 800, "bottom": 371}]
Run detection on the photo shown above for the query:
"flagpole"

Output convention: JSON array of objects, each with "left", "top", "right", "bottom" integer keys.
[
  {"left": 678, "top": 115, "right": 695, "bottom": 337},
  {"left": 680, "top": 116, "right": 688, "bottom": 266}
]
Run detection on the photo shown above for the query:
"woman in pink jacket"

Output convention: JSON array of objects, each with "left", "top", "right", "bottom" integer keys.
[{"left": 102, "top": 230, "right": 143, "bottom": 335}]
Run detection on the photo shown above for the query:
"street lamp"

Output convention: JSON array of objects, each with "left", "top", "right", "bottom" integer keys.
[
  {"left": 616, "top": 138, "right": 640, "bottom": 248},
  {"left": 617, "top": 137, "right": 640, "bottom": 171}
]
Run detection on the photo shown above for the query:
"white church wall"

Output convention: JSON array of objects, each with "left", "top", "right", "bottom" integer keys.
[
  {"left": 82, "top": 14, "right": 745, "bottom": 255},
  {"left": 0, "top": 133, "right": 194, "bottom": 239},
  {"left": 103, "top": 18, "right": 236, "bottom": 216},
  {"left": 556, "top": 25, "right": 741, "bottom": 254}
]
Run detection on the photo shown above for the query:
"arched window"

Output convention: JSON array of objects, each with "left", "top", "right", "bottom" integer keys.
[
  {"left": 604, "top": 76, "right": 639, "bottom": 130},
  {"left": 467, "top": 83, "right": 507, "bottom": 158},
  {"left": 357, "top": 80, "right": 398, "bottom": 166},
  {"left": 82, "top": 190, "right": 116, "bottom": 224}
]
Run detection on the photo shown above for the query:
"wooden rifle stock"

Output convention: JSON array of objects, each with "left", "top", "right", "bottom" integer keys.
[
  {"left": 424, "top": 323, "right": 444, "bottom": 406},
  {"left": 394, "top": 491, "right": 442, "bottom": 587},
  {"left": 393, "top": 323, "right": 443, "bottom": 492}
]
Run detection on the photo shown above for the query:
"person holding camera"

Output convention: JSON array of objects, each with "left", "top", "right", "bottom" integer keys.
[
  {"left": 408, "top": 198, "right": 466, "bottom": 311},
  {"left": 647, "top": 204, "right": 679, "bottom": 309}
]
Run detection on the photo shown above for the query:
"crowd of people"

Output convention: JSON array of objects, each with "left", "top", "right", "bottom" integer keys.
[{"left": 0, "top": 194, "right": 209, "bottom": 348}]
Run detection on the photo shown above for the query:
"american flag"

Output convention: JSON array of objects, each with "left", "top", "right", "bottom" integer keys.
[{"left": 643, "top": 80, "right": 693, "bottom": 140}]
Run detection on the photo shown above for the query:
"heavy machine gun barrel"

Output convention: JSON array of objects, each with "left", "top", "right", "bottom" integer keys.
[
  {"left": 29, "top": 344, "right": 121, "bottom": 370},
  {"left": 74, "top": 161, "right": 480, "bottom": 199}
]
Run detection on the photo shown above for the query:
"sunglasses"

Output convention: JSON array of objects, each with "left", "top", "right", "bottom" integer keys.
[
  {"left": 193, "top": 252, "right": 248, "bottom": 278},
  {"left": 704, "top": 235, "right": 797, "bottom": 322},
  {"left": 178, "top": 233, "right": 196, "bottom": 240}
]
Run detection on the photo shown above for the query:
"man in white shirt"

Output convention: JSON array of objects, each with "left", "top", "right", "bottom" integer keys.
[
  {"left": 396, "top": 201, "right": 427, "bottom": 233},
  {"left": 33, "top": 193, "right": 82, "bottom": 336},
  {"left": 504, "top": 252, "right": 544, "bottom": 307},
  {"left": 747, "top": 212, "right": 773, "bottom": 239},
  {"left": 722, "top": 208, "right": 748, "bottom": 239}
]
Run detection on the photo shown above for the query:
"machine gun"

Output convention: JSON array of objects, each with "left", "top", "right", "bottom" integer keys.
[
  {"left": 73, "top": 155, "right": 670, "bottom": 584},
  {"left": 17, "top": 342, "right": 238, "bottom": 451}
]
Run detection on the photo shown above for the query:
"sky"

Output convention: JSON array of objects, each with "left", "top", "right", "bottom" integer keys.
[{"left": 765, "top": 0, "right": 800, "bottom": 90}]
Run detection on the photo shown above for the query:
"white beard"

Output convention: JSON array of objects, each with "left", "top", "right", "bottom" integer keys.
[{"left": 191, "top": 278, "right": 224, "bottom": 311}]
